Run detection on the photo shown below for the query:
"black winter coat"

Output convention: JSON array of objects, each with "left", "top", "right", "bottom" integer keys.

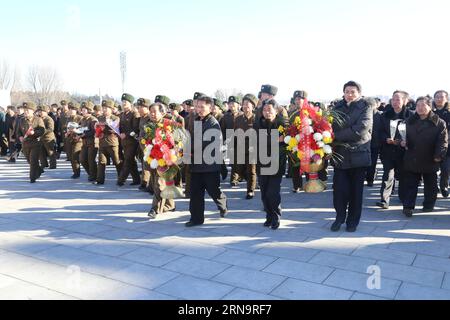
[
  {"left": 331, "top": 98, "right": 373, "bottom": 169},
  {"left": 371, "top": 110, "right": 383, "bottom": 149},
  {"left": 434, "top": 103, "right": 450, "bottom": 157},
  {"left": 190, "top": 113, "right": 223, "bottom": 173},
  {"left": 379, "top": 106, "right": 414, "bottom": 162},
  {"left": 403, "top": 112, "right": 448, "bottom": 174}
]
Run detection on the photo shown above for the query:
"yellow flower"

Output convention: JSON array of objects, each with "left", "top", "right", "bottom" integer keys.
[
  {"left": 328, "top": 116, "right": 334, "bottom": 123},
  {"left": 297, "top": 151, "right": 304, "bottom": 160},
  {"left": 315, "top": 149, "right": 325, "bottom": 158},
  {"left": 141, "top": 139, "right": 147, "bottom": 145},
  {"left": 289, "top": 138, "right": 298, "bottom": 149},
  {"left": 158, "top": 159, "right": 166, "bottom": 167},
  {"left": 171, "top": 155, "right": 178, "bottom": 162},
  {"left": 303, "top": 110, "right": 309, "bottom": 116},
  {"left": 147, "top": 158, "right": 153, "bottom": 165},
  {"left": 278, "top": 126, "right": 285, "bottom": 134},
  {"left": 294, "top": 116, "right": 301, "bottom": 126},
  {"left": 145, "top": 128, "right": 151, "bottom": 134},
  {"left": 317, "top": 110, "right": 323, "bottom": 117},
  {"left": 323, "top": 137, "right": 333, "bottom": 144}
]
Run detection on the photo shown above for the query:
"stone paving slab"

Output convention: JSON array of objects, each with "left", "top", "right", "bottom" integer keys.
[{"left": 1, "top": 158, "right": 450, "bottom": 300}]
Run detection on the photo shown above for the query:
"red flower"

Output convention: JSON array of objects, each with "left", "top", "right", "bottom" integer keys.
[{"left": 150, "top": 144, "right": 164, "bottom": 159}]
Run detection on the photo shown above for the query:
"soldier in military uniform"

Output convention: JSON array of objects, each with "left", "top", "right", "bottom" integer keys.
[
  {"left": 147, "top": 102, "right": 176, "bottom": 219},
  {"left": 117, "top": 93, "right": 141, "bottom": 186},
  {"left": 234, "top": 94, "right": 258, "bottom": 199},
  {"left": 37, "top": 105, "right": 57, "bottom": 170},
  {"left": 59, "top": 100, "right": 70, "bottom": 160},
  {"left": 255, "top": 85, "right": 288, "bottom": 123},
  {"left": 220, "top": 96, "right": 243, "bottom": 187},
  {"left": 79, "top": 102, "right": 99, "bottom": 182},
  {"left": 16, "top": 102, "right": 45, "bottom": 183},
  {"left": 136, "top": 98, "right": 154, "bottom": 194},
  {"left": 212, "top": 99, "right": 224, "bottom": 122},
  {"left": 95, "top": 100, "right": 123, "bottom": 185},
  {"left": 65, "top": 103, "right": 83, "bottom": 179}
]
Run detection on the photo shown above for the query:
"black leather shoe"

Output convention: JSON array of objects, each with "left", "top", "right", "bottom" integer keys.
[
  {"left": 88, "top": 177, "right": 96, "bottom": 182},
  {"left": 442, "top": 190, "right": 449, "bottom": 198},
  {"left": 346, "top": 226, "right": 357, "bottom": 233},
  {"left": 331, "top": 221, "right": 343, "bottom": 232},
  {"left": 376, "top": 201, "right": 389, "bottom": 209},
  {"left": 220, "top": 209, "right": 228, "bottom": 218},
  {"left": 185, "top": 221, "right": 203, "bottom": 228},
  {"left": 403, "top": 209, "right": 413, "bottom": 218},
  {"left": 292, "top": 188, "right": 301, "bottom": 193},
  {"left": 367, "top": 181, "right": 374, "bottom": 187},
  {"left": 271, "top": 222, "right": 280, "bottom": 230},
  {"left": 117, "top": 181, "right": 124, "bottom": 187},
  {"left": 30, "top": 179, "right": 36, "bottom": 184},
  {"left": 264, "top": 220, "right": 272, "bottom": 227},
  {"left": 71, "top": 174, "right": 80, "bottom": 179},
  {"left": 95, "top": 181, "right": 104, "bottom": 185},
  {"left": 148, "top": 210, "right": 157, "bottom": 220},
  {"left": 422, "top": 207, "right": 434, "bottom": 213},
  {"left": 246, "top": 193, "right": 254, "bottom": 200}
]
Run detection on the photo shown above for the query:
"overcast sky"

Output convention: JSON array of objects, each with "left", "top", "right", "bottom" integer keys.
[{"left": 1, "top": 0, "right": 449, "bottom": 102}]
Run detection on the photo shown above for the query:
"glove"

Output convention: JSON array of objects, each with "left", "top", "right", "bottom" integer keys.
[{"left": 221, "top": 163, "right": 228, "bottom": 181}]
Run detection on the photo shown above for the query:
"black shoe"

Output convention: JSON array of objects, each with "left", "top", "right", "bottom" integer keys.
[
  {"left": 246, "top": 193, "right": 254, "bottom": 200},
  {"left": 185, "top": 221, "right": 203, "bottom": 228},
  {"left": 442, "top": 190, "right": 449, "bottom": 198},
  {"left": 139, "top": 185, "right": 147, "bottom": 191},
  {"left": 71, "top": 174, "right": 80, "bottom": 179},
  {"left": 376, "top": 201, "right": 389, "bottom": 209},
  {"left": 264, "top": 220, "right": 272, "bottom": 227},
  {"left": 117, "top": 181, "right": 124, "bottom": 187},
  {"left": 231, "top": 182, "right": 238, "bottom": 188},
  {"left": 8, "top": 158, "right": 16, "bottom": 163},
  {"left": 367, "top": 181, "right": 374, "bottom": 187},
  {"left": 331, "top": 221, "right": 343, "bottom": 232},
  {"left": 95, "top": 181, "right": 104, "bottom": 185},
  {"left": 292, "top": 188, "right": 301, "bottom": 193},
  {"left": 422, "top": 207, "right": 434, "bottom": 213},
  {"left": 220, "top": 209, "right": 229, "bottom": 218},
  {"left": 148, "top": 210, "right": 157, "bottom": 220},
  {"left": 148, "top": 190, "right": 154, "bottom": 196},
  {"left": 346, "top": 226, "right": 357, "bottom": 233},
  {"left": 30, "top": 179, "right": 36, "bottom": 184},
  {"left": 271, "top": 222, "right": 280, "bottom": 230},
  {"left": 403, "top": 209, "right": 413, "bottom": 218},
  {"left": 88, "top": 177, "right": 96, "bottom": 182}
]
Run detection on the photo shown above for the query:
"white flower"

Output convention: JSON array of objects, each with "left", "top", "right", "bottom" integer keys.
[
  {"left": 143, "top": 146, "right": 152, "bottom": 160},
  {"left": 323, "top": 145, "right": 333, "bottom": 154},
  {"left": 284, "top": 136, "right": 292, "bottom": 144},
  {"left": 322, "top": 131, "right": 332, "bottom": 139},
  {"left": 293, "top": 146, "right": 298, "bottom": 152},
  {"left": 150, "top": 159, "right": 159, "bottom": 169},
  {"left": 306, "top": 119, "right": 313, "bottom": 126},
  {"left": 317, "top": 141, "right": 325, "bottom": 148},
  {"left": 313, "top": 133, "right": 323, "bottom": 141},
  {"left": 308, "top": 126, "right": 314, "bottom": 134},
  {"left": 295, "top": 134, "right": 301, "bottom": 142}
]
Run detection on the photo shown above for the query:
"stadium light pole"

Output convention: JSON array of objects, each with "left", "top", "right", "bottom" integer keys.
[{"left": 120, "top": 51, "right": 127, "bottom": 95}]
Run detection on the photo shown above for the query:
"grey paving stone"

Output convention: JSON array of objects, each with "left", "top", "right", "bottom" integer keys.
[
  {"left": 32, "top": 245, "right": 98, "bottom": 266},
  {"left": 309, "top": 251, "right": 376, "bottom": 274},
  {"left": 389, "top": 240, "right": 450, "bottom": 258},
  {"left": 120, "top": 246, "right": 182, "bottom": 267},
  {"left": 107, "top": 263, "right": 180, "bottom": 290},
  {"left": 163, "top": 256, "right": 231, "bottom": 279},
  {"left": 375, "top": 261, "right": 445, "bottom": 288},
  {"left": 156, "top": 275, "right": 234, "bottom": 300},
  {"left": 412, "top": 255, "right": 450, "bottom": 273},
  {"left": 213, "top": 250, "right": 276, "bottom": 271},
  {"left": 255, "top": 243, "right": 319, "bottom": 263},
  {"left": 324, "top": 269, "right": 401, "bottom": 299},
  {"left": 351, "top": 293, "right": 387, "bottom": 300},
  {"left": 81, "top": 240, "right": 141, "bottom": 257},
  {"left": 222, "top": 288, "right": 281, "bottom": 300},
  {"left": 213, "top": 266, "right": 286, "bottom": 294},
  {"left": 352, "top": 247, "right": 416, "bottom": 265},
  {"left": 443, "top": 273, "right": 450, "bottom": 290},
  {"left": 60, "top": 222, "right": 115, "bottom": 236},
  {"left": 396, "top": 283, "right": 450, "bottom": 300},
  {"left": 271, "top": 278, "right": 353, "bottom": 300},
  {"left": 70, "top": 254, "right": 134, "bottom": 277},
  {"left": 168, "top": 241, "right": 226, "bottom": 259},
  {"left": 263, "top": 258, "right": 334, "bottom": 283}
]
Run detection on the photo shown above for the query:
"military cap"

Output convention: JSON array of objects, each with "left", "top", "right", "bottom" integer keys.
[
  {"left": 262, "top": 99, "right": 279, "bottom": 109},
  {"left": 261, "top": 84, "right": 278, "bottom": 96},
  {"left": 93, "top": 104, "right": 102, "bottom": 112},
  {"left": 183, "top": 99, "right": 194, "bottom": 107},
  {"left": 102, "top": 100, "right": 115, "bottom": 108},
  {"left": 81, "top": 101, "right": 94, "bottom": 112},
  {"left": 155, "top": 95, "right": 170, "bottom": 106},
  {"left": 314, "top": 102, "right": 325, "bottom": 110},
  {"left": 193, "top": 92, "right": 206, "bottom": 100},
  {"left": 60, "top": 100, "right": 68, "bottom": 106},
  {"left": 37, "top": 105, "right": 50, "bottom": 113},
  {"left": 121, "top": 93, "right": 135, "bottom": 104},
  {"left": 213, "top": 98, "right": 223, "bottom": 108},
  {"left": 22, "top": 102, "right": 37, "bottom": 111},
  {"left": 68, "top": 102, "right": 80, "bottom": 110},
  {"left": 293, "top": 90, "right": 308, "bottom": 100},
  {"left": 7, "top": 105, "right": 17, "bottom": 112},
  {"left": 169, "top": 103, "right": 182, "bottom": 112},
  {"left": 137, "top": 98, "right": 151, "bottom": 108},
  {"left": 228, "top": 96, "right": 242, "bottom": 105},
  {"left": 242, "top": 94, "right": 258, "bottom": 107}
]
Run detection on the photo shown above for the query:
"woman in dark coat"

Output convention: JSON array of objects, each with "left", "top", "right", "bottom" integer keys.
[
  {"left": 401, "top": 97, "right": 448, "bottom": 217},
  {"left": 331, "top": 81, "right": 373, "bottom": 233},
  {"left": 254, "top": 99, "right": 288, "bottom": 230}
]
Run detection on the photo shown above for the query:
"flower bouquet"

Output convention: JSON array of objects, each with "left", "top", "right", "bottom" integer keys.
[
  {"left": 141, "top": 118, "right": 187, "bottom": 199},
  {"left": 281, "top": 100, "right": 337, "bottom": 193},
  {"left": 95, "top": 119, "right": 120, "bottom": 139}
]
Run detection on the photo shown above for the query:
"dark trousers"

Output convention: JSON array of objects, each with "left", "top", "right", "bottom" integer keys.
[
  {"left": 333, "top": 167, "right": 366, "bottom": 228},
  {"left": 366, "top": 147, "right": 380, "bottom": 183},
  {"left": 22, "top": 144, "right": 42, "bottom": 181},
  {"left": 403, "top": 171, "right": 438, "bottom": 210},
  {"left": 439, "top": 156, "right": 450, "bottom": 192},
  {"left": 118, "top": 142, "right": 140, "bottom": 184},
  {"left": 380, "top": 157, "right": 405, "bottom": 205},
  {"left": 189, "top": 172, "right": 227, "bottom": 224},
  {"left": 259, "top": 174, "right": 283, "bottom": 225},
  {"left": 233, "top": 163, "right": 257, "bottom": 193},
  {"left": 80, "top": 144, "right": 98, "bottom": 180}
]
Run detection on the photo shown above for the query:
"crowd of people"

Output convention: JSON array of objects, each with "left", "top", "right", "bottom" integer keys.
[{"left": 0, "top": 81, "right": 449, "bottom": 232}]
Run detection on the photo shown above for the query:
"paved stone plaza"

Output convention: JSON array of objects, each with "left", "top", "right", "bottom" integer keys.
[{"left": 1, "top": 157, "right": 450, "bottom": 300}]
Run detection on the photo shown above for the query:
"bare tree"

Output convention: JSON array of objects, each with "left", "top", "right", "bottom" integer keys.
[
  {"left": 27, "top": 65, "right": 63, "bottom": 105},
  {"left": 0, "top": 59, "right": 15, "bottom": 90}
]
